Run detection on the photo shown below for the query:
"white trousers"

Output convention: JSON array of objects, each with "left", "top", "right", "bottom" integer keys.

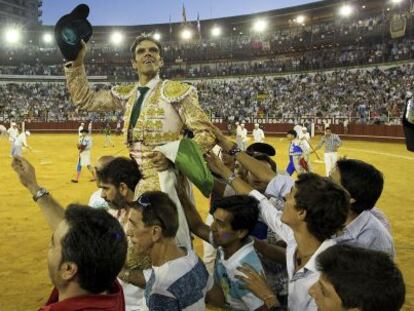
[{"left": 324, "top": 152, "right": 338, "bottom": 176}]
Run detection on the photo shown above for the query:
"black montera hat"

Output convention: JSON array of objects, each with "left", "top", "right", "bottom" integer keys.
[
  {"left": 246, "top": 143, "right": 276, "bottom": 156},
  {"left": 54, "top": 4, "right": 93, "bottom": 61}
]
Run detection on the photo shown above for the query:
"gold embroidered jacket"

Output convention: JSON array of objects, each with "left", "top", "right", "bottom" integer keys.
[{"left": 65, "top": 65, "right": 216, "bottom": 181}]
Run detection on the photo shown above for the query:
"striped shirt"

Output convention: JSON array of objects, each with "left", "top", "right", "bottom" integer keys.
[
  {"left": 317, "top": 134, "right": 342, "bottom": 153},
  {"left": 143, "top": 249, "right": 213, "bottom": 311}
]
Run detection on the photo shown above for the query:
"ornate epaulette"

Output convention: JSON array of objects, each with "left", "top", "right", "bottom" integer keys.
[
  {"left": 111, "top": 83, "right": 137, "bottom": 100},
  {"left": 161, "top": 80, "right": 194, "bottom": 102}
]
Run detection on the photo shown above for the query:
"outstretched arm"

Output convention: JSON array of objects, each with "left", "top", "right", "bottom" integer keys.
[
  {"left": 175, "top": 88, "right": 217, "bottom": 154},
  {"left": 205, "top": 152, "right": 254, "bottom": 196},
  {"left": 209, "top": 124, "right": 276, "bottom": 183},
  {"left": 176, "top": 178, "right": 211, "bottom": 242},
  {"left": 11, "top": 157, "right": 65, "bottom": 231},
  {"left": 64, "top": 40, "right": 125, "bottom": 112}
]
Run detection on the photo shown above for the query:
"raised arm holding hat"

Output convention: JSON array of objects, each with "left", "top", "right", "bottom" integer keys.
[{"left": 58, "top": 6, "right": 216, "bottom": 251}]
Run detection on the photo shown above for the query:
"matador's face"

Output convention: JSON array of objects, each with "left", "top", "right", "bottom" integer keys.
[{"left": 131, "top": 40, "right": 164, "bottom": 78}]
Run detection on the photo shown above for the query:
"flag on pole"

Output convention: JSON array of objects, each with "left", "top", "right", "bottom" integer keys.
[
  {"left": 182, "top": 4, "right": 187, "bottom": 23},
  {"left": 169, "top": 14, "right": 172, "bottom": 36},
  {"left": 197, "top": 12, "right": 201, "bottom": 37}
]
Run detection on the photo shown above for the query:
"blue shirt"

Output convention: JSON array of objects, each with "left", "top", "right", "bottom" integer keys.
[{"left": 334, "top": 210, "right": 395, "bottom": 257}]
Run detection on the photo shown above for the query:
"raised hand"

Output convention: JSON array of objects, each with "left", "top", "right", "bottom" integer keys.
[
  {"left": 11, "top": 156, "right": 40, "bottom": 194},
  {"left": 72, "top": 39, "right": 87, "bottom": 67}
]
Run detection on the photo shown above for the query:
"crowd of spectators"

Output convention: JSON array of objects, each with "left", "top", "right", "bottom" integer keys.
[
  {"left": 0, "top": 83, "right": 122, "bottom": 122},
  {"left": 0, "top": 12, "right": 413, "bottom": 80},
  {"left": 1, "top": 38, "right": 414, "bottom": 80},
  {"left": 0, "top": 64, "right": 410, "bottom": 124},
  {"left": 197, "top": 64, "right": 410, "bottom": 124}
]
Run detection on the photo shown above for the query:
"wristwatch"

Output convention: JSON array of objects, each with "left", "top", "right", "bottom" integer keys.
[
  {"left": 32, "top": 188, "right": 49, "bottom": 202},
  {"left": 229, "top": 144, "right": 242, "bottom": 156},
  {"left": 226, "top": 172, "right": 237, "bottom": 185}
]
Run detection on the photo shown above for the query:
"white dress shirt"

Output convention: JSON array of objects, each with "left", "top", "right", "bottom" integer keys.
[{"left": 249, "top": 190, "right": 336, "bottom": 311}]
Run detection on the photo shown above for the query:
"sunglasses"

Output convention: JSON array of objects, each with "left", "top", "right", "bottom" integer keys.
[{"left": 137, "top": 195, "right": 166, "bottom": 230}]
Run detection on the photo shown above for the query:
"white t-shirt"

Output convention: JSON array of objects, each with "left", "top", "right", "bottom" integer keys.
[
  {"left": 240, "top": 128, "right": 248, "bottom": 141},
  {"left": 7, "top": 127, "right": 18, "bottom": 142},
  {"left": 252, "top": 128, "right": 265, "bottom": 142},
  {"left": 250, "top": 190, "right": 330, "bottom": 311},
  {"left": 143, "top": 249, "right": 213, "bottom": 311},
  {"left": 14, "top": 132, "right": 28, "bottom": 147}
]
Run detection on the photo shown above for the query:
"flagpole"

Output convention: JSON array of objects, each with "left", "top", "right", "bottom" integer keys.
[{"left": 169, "top": 14, "right": 172, "bottom": 41}]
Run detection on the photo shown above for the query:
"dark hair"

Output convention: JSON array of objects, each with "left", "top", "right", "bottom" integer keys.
[
  {"left": 212, "top": 195, "right": 259, "bottom": 238},
  {"left": 248, "top": 152, "right": 277, "bottom": 173},
  {"left": 287, "top": 129, "right": 297, "bottom": 137},
  {"left": 325, "top": 127, "right": 331, "bottom": 130},
  {"left": 97, "top": 157, "right": 141, "bottom": 191},
  {"left": 61, "top": 205, "right": 127, "bottom": 294},
  {"left": 95, "top": 155, "right": 114, "bottom": 168},
  {"left": 130, "top": 34, "right": 163, "bottom": 59},
  {"left": 317, "top": 244, "right": 405, "bottom": 311},
  {"left": 294, "top": 173, "right": 349, "bottom": 241},
  {"left": 132, "top": 191, "right": 178, "bottom": 238},
  {"left": 336, "top": 159, "right": 384, "bottom": 214}
]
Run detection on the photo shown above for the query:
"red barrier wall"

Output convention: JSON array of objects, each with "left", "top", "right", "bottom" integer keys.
[{"left": 24, "top": 121, "right": 405, "bottom": 142}]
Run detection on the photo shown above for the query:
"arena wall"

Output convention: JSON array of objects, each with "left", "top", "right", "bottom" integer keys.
[{"left": 23, "top": 121, "right": 405, "bottom": 142}]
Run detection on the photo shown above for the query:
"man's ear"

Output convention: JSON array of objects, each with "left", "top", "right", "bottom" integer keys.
[
  {"left": 159, "top": 57, "right": 164, "bottom": 69},
  {"left": 236, "top": 228, "right": 249, "bottom": 241},
  {"left": 151, "top": 225, "right": 163, "bottom": 243},
  {"left": 60, "top": 262, "right": 78, "bottom": 281},
  {"left": 119, "top": 182, "right": 130, "bottom": 197},
  {"left": 131, "top": 58, "right": 138, "bottom": 70},
  {"left": 297, "top": 208, "right": 307, "bottom": 221}
]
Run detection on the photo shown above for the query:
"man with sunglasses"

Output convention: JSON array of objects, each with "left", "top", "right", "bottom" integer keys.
[
  {"left": 119, "top": 191, "right": 213, "bottom": 311},
  {"left": 64, "top": 34, "right": 216, "bottom": 252},
  {"left": 96, "top": 156, "right": 150, "bottom": 311}
]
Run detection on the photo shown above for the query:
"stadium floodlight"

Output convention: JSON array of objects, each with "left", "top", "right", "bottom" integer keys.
[
  {"left": 5, "top": 28, "right": 21, "bottom": 44},
  {"left": 110, "top": 31, "right": 124, "bottom": 45},
  {"left": 153, "top": 32, "right": 161, "bottom": 41},
  {"left": 211, "top": 26, "right": 221, "bottom": 37},
  {"left": 296, "top": 15, "right": 305, "bottom": 24},
  {"left": 253, "top": 19, "right": 267, "bottom": 32},
  {"left": 181, "top": 28, "right": 192, "bottom": 40},
  {"left": 391, "top": 0, "right": 403, "bottom": 4},
  {"left": 43, "top": 33, "right": 53, "bottom": 44},
  {"left": 339, "top": 4, "right": 353, "bottom": 17}
]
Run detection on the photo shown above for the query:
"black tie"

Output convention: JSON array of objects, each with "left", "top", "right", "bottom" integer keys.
[{"left": 129, "top": 87, "right": 150, "bottom": 129}]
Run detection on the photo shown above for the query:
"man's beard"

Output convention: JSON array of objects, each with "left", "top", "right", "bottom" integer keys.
[{"left": 106, "top": 191, "right": 127, "bottom": 210}]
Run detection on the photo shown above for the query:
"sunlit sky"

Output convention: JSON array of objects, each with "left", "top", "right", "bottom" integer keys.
[{"left": 42, "top": 0, "right": 318, "bottom": 25}]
